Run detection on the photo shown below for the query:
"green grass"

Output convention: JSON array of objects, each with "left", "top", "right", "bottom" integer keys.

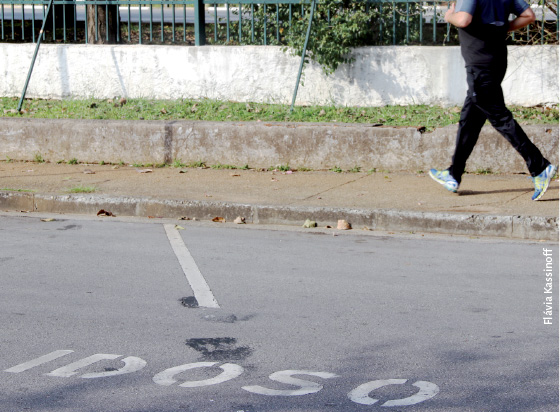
[
  {"left": 268, "top": 164, "right": 291, "bottom": 172},
  {"left": 211, "top": 163, "right": 239, "bottom": 170},
  {"left": 3, "top": 97, "right": 557, "bottom": 130},
  {"left": 172, "top": 159, "right": 187, "bottom": 168},
  {"left": 69, "top": 185, "right": 97, "bottom": 193},
  {"left": 34, "top": 153, "right": 45, "bottom": 163},
  {"left": 474, "top": 168, "right": 494, "bottom": 175},
  {"left": 1, "top": 188, "right": 35, "bottom": 192},
  {"left": 188, "top": 161, "right": 207, "bottom": 168},
  {"left": 68, "top": 158, "right": 78, "bottom": 165}
]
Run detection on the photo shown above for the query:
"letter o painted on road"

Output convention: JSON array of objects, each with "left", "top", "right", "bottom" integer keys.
[
  {"left": 153, "top": 362, "right": 244, "bottom": 388},
  {"left": 348, "top": 379, "right": 439, "bottom": 406}
]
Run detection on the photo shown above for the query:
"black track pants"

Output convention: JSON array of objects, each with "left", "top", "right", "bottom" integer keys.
[{"left": 449, "top": 65, "right": 550, "bottom": 184}]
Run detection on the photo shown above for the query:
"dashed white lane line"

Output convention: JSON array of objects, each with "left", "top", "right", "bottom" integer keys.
[{"left": 164, "top": 224, "right": 220, "bottom": 309}]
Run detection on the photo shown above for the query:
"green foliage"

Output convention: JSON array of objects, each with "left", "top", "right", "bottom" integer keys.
[
  {"left": 211, "top": 163, "right": 238, "bottom": 170},
  {"left": 34, "top": 153, "right": 45, "bottom": 163},
  {"left": 69, "top": 185, "right": 97, "bottom": 193},
  {"left": 288, "top": 1, "right": 391, "bottom": 75},
  {"left": 68, "top": 158, "right": 78, "bottom": 165},
  {"left": 173, "top": 159, "right": 187, "bottom": 168},
  {"left": 269, "top": 164, "right": 292, "bottom": 171},
  {"left": 2, "top": 97, "right": 557, "bottom": 128},
  {"left": 221, "top": 0, "right": 428, "bottom": 74},
  {"left": 188, "top": 161, "right": 207, "bottom": 168},
  {"left": 330, "top": 166, "right": 343, "bottom": 173}
]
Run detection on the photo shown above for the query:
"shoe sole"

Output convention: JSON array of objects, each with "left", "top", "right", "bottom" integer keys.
[
  {"left": 533, "top": 165, "right": 558, "bottom": 201},
  {"left": 428, "top": 170, "right": 458, "bottom": 193}
]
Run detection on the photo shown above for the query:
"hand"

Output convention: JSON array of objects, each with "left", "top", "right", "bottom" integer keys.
[{"left": 444, "top": 3, "right": 455, "bottom": 23}]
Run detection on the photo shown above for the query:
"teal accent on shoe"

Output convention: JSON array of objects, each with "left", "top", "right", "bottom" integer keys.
[
  {"left": 532, "top": 164, "right": 557, "bottom": 201},
  {"left": 429, "top": 168, "right": 459, "bottom": 193}
]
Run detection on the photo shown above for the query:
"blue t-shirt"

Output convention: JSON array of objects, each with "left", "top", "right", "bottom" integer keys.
[
  {"left": 456, "top": 0, "right": 530, "bottom": 25},
  {"left": 455, "top": 0, "right": 530, "bottom": 66}
]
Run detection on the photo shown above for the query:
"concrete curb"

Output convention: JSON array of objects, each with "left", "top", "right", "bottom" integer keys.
[
  {"left": 1, "top": 191, "right": 557, "bottom": 241},
  {"left": 1, "top": 118, "right": 558, "bottom": 173}
]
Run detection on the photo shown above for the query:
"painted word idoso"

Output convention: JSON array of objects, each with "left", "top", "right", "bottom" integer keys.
[{"left": 5, "top": 350, "right": 440, "bottom": 407}]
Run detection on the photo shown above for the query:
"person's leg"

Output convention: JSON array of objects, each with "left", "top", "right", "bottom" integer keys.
[
  {"left": 429, "top": 67, "right": 488, "bottom": 192},
  {"left": 448, "top": 94, "right": 488, "bottom": 184},
  {"left": 470, "top": 67, "right": 550, "bottom": 177}
]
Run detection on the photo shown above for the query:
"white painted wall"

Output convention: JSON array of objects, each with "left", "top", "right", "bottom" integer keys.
[{"left": 1, "top": 44, "right": 557, "bottom": 106}]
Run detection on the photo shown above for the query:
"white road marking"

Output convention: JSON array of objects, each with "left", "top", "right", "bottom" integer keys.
[
  {"left": 164, "top": 224, "right": 220, "bottom": 308},
  {"left": 382, "top": 380, "right": 440, "bottom": 407},
  {"left": 4, "top": 350, "right": 74, "bottom": 373},
  {"left": 242, "top": 370, "right": 339, "bottom": 396},
  {"left": 45, "top": 354, "right": 121, "bottom": 377},
  {"left": 152, "top": 362, "right": 244, "bottom": 387},
  {"left": 80, "top": 356, "right": 147, "bottom": 379},
  {"left": 348, "top": 379, "right": 440, "bottom": 406},
  {"left": 4, "top": 350, "right": 440, "bottom": 406}
]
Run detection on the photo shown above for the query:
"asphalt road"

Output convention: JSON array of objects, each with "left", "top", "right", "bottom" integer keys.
[{"left": 0, "top": 212, "right": 558, "bottom": 412}]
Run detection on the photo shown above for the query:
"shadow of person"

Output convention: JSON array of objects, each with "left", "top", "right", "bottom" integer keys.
[{"left": 459, "top": 188, "right": 531, "bottom": 196}]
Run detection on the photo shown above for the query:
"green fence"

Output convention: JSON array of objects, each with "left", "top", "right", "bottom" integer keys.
[{"left": 1, "top": 0, "right": 558, "bottom": 45}]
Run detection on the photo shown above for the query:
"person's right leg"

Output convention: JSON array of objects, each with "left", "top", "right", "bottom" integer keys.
[{"left": 448, "top": 94, "right": 488, "bottom": 185}]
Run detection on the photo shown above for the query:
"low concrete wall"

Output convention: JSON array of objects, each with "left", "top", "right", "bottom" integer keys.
[
  {"left": 1, "top": 118, "right": 557, "bottom": 172},
  {"left": 1, "top": 44, "right": 557, "bottom": 106}
]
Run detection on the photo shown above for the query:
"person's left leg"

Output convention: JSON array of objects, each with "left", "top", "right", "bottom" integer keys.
[{"left": 471, "top": 67, "right": 550, "bottom": 177}]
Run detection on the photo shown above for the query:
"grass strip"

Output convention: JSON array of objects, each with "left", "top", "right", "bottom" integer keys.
[{"left": 2, "top": 97, "right": 558, "bottom": 130}]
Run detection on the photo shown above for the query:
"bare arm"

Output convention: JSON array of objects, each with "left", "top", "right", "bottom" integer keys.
[
  {"left": 508, "top": 7, "right": 536, "bottom": 31},
  {"left": 444, "top": 3, "right": 473, "bottom": 28}
]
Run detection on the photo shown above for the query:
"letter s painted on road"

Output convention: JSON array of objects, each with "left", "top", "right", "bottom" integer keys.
[{"left": 242, "top": 370, "right": 339, "bottom": 396}]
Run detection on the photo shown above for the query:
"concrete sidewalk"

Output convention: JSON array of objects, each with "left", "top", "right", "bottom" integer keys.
[{"left": 0, "top": 162, "right": 558, "bottom": 240}]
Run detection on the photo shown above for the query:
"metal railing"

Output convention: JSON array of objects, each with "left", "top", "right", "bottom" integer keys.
[{"left": 1, "top": 0, "right": 558, "bottom": 45}]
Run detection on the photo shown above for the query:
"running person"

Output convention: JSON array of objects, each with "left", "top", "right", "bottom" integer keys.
[{"left": 429, "top": 0, "right": 557, "bottom": 200}]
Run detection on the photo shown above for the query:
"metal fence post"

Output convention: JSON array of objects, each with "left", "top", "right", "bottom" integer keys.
[
  {"left": 194, "top": 0, "right": 206, "bottom": 45},
  {"left": 17, "top": 0, "right": 55, "bottom": 112},
  {"left": 290, "top": 0, "right": 316, "bottom": 113}
]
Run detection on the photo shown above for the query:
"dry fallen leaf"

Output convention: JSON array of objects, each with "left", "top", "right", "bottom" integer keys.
[
  {"left": 325, "top": 225, "right": 333, "bottom": 229},
  {"left": 302, "top": 219, "right": 317, "bottom": 228},
  {"left": 175, "top": 225, "right": 185, "bottom": 230},
  {"left": 230, "top": 173, "right": 241, "bottom": 177},
  {"left": 41, "top": 218, "right": 56, "bottom": 222},
  {"left": 178, "top": 217, "right": 191, "bottom": 221},
  {"left": 97, "top": 209, "right": 115, "bottom": 217},
  {"left": 212, "top": 217, "right": 226, "bottom": 223},
  {"left": 83, "top": 169, "right": 95, "bottom": 174},
  {"left": 337, "top": 220, "right": 352, "bottom": 230},
  {"left": 137, "top": 169, "right": 153, "bottom": 173},
  {"left": 271, "top": 178, "right": 279, "bottom": 182},
  {"left": 233, "top": 216, "right": 246, "bottom": 224}
]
